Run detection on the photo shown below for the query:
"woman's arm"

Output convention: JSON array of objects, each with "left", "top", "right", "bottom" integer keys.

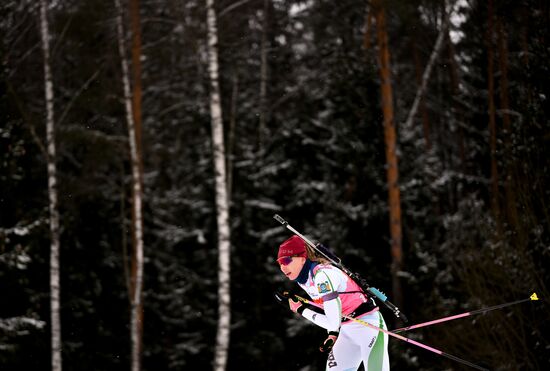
[{"left": 300, "top": 269, "right": 343, "bottom": 331}]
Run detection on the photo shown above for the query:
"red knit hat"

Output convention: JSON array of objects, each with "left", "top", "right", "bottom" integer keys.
[{"left": 277, "top": 235, "right": 307, "bottom": 260}]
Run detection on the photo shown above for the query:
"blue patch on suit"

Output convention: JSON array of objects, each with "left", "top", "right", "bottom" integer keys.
[{"left": 317, "top": 281, "right": 332, "bottom": 294}]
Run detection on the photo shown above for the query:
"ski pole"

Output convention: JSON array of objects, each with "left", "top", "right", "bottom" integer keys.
[
  {"left": 273, "top": 214, "right": 408, "bottom": 322},
  {"left": 289, "top": 293, "right": 488, "bottom": 371},
  {"left": 392, "top": 293, "right": 540, "bottom": 334},
  {"left": 342, "top": 314, "right": 489, "bottom": 371}
]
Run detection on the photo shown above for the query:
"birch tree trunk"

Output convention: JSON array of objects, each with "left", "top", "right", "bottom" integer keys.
[
  {"left": 39, "top": 1, "right": 62, "bottom": 370},
  {"left": 372, "top": 0, "right": 404, "bottom": 314},
  {"left": 114, "top": 0, "right": 145, "bottom": 370},
  {"left": 206, "top": 1, "right": 232, "bottom": 370}
]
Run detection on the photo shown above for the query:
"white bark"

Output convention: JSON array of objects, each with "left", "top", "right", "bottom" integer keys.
[
  {"left": 206, "top": 1, "right": 232, "bottom": 370},
  {"left": 39, "top": 1, "right": 62, "bottom": 370},
  {"left": 114, "top": 1, "right": 145, "bottom": 370}
]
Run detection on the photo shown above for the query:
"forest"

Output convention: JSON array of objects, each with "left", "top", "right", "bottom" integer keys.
[{"left": 1, "top": 0, "right": 549, "bottom": 370}]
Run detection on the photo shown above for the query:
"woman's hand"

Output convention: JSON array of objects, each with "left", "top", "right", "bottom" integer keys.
[
  {"left": 274, "top": 291, "right": 305, "bottom": 313},
  {"left": 319, "top": 331, "right": 339, "bottom": 352},
  {"left": 288, "top": 297, "right": 303, "bottom": 313}
]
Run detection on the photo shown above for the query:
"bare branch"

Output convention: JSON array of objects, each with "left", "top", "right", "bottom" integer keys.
[{"left": 403, "top": 17, "right": 449, "bottom": 130}]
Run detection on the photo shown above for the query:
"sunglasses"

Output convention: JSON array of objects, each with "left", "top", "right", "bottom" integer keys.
[{"left": 277, "top": 256, "right": 298, "bottom": 266}]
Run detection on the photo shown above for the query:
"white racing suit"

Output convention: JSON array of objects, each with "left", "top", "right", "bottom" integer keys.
[{"left": 298, "top": 263, "right": 390, "bottom": 371}]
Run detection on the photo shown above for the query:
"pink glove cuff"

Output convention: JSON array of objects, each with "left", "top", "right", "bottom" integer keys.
[{"left": 289, "top": 299, "right": 303, "bottom": 313}]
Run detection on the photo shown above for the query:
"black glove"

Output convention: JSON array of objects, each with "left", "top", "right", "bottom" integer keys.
[
  {"left": 274, "top": 291, "right": 307, "bottom": 314},
  {"left": 274, "top": 290, "right": 292, "bottom": 305},
  {"left": 319, "top": 331, "right": 339, "bottom": 352}
]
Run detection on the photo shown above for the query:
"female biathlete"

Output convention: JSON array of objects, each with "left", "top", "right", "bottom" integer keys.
[{"left": 276, "top": 235, "right": 390, "bottom": 371}]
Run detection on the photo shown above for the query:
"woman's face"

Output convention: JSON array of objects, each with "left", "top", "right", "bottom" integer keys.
[{"left": 278, "top": 256, "right": 306, "bottom": 281}]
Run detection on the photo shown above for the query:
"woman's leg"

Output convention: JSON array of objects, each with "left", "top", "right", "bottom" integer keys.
[
  {"left": 359, "top": 312, "right": 390, "bottom": 371},
  {"left": 325, "top": 330, "right": 362, "bottom": 371}
]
